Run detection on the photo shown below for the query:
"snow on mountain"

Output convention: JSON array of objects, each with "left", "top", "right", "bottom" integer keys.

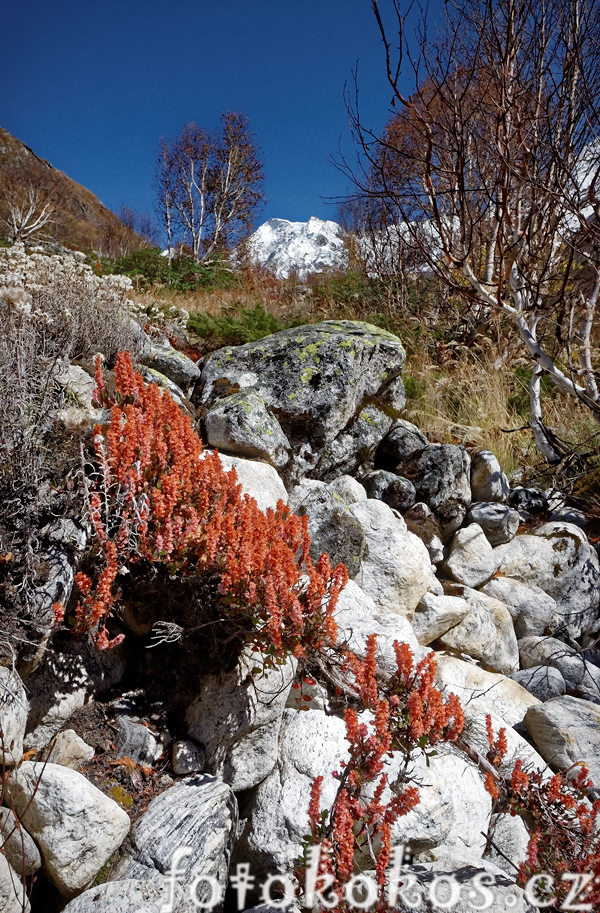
[{"left": 245, "top": 217, "right": 348, "bottom": 280}]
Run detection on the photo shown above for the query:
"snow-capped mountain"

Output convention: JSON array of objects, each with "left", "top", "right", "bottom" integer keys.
[{"left": 245, "top": 217, "right": 348, "bottom": 280}]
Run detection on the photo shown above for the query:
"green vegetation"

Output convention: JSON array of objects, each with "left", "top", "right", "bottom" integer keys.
[
  {"left": 88, "top": 248, "right": 238, "bottom": 292},
  {"left": 187, "top": 302, "right": 303, "bottom": 349}
]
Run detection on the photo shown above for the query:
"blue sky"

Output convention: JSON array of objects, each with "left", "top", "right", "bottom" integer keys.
[{"left": 2, "top": 1, "right": 430, "bottom": 231}]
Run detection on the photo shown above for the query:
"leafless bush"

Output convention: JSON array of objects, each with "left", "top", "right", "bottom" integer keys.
[{"left": 0, "top": 243, "right": 146, "bottom": 604}]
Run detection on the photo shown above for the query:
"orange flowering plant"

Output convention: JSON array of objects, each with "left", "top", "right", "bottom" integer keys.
[
  {"left": 484, "top": 715, "right": 600, "bottom": 907},
  {"left": 299, "top": 635, "right": 464, "bottom": 909},
  {"left": 56, "top": 352, "right": 347, "bottom": 659}
]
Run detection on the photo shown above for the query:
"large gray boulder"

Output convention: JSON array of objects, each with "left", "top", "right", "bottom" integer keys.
[
  {"left": 62, "top": 879, "right": 185, "bottom": 913},
  {"left": 439, "top": 585, "right": 519, "bottom": 675},
  {"left": 470, "top": 450, "right": 510, "bottom": 502},
  {"left": 400, "top": 444, "right": 472, "bottom": 538},
  {"left": 482, "top": 577, "right": 559, "bottom": 638},
  {"left": 376, "top": 419, "right": 429, "bottom": 468},
  {"left": 113, "top": 775, "right": 237, "bottom": 909},
  {"left": 235, "top": 709, "right": 348, "bottom": 877},
  {"left": 288, "top": 479, "right": 366, "bottom": 578},
  {"left": 0, "top": 806, "right": 42, "bottom": 875},
  {"left": 141, "top": 341, "right": 201, "bottom": 396},
  {"left": 346, "top": 498, "right": 438, "bottom": 618},
  {"left": 0, "top": 854, "right": 30, "bottom": 913},
  {"left": 511, "top": 665, "right": 567, "bottom": 702},
  {"left": 197, "top": 321, "right": 407, "bottom": 482},
  {"left": 185, "top": 648, "right": 296, "bottom": 791},
  {"left": 204, "top": 390, "right": 290, "bottom": 468},
  {"left": 435, "top": 654, "right": 539, "bottom": 726},
  {"left": 332, "top": 579, "right": 425, "bottom": 678},
  {"left": 494, "top": 522, "right": 600, "bottom": 639},
  {"left": 443, "top": 523, "right": 498, "bottom": 587},
  {"left": 466, "top": 502, "right": 520, "bottom": 546},
  {"left": 214, "top": 452, "right": 288, "bottom": 512},
  {"left": 525, "top": 695, "right": 600, "bottom": 787},
  {"left": 518, "top": 636, "right": 600, "bottom": 703},
  {"left": 412, "top": 593, "right": 471, "bottom": 645},
  {"left": 5, "top": 762, "right": 130, "bottom": 897},
  {"left": 360, "top": 468, "right": 417, "bottom": 512},
  {"left": 317, "top": 404, "right": 394, "bottom": 480}
]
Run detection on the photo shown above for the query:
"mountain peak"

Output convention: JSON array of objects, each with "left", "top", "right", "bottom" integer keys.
[{"left": 246, "top": 216, "right": 348, "bottom": 279}]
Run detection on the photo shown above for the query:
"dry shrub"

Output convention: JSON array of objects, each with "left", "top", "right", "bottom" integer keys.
[
  {"left": 403, "top": 342, "right": 600, "bottom": 478},
  {"left": 0, "top": 243, "right": 145, "bottom": 577}
]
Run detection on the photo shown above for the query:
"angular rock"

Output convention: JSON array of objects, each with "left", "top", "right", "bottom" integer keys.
[
  {"left": 466, "top": 502, "right": 520, "bottom": 546},
  {"left": 494, "top": 522, "right": 600, "bottom": 639},
  {"left": 5, "top": 761, "right": 130, "bottom": 897},
  {"left": 186, "top": 648, "right": 296, "bottom": 791},
  {"left": 443, "top": 523, "right": 498, "bottom": 587},
  {"left": 113, "top": 775, "right": 237, "bottom": 909},
  {"left": 375, "top": 419, "right": 429, "bottom": 469},
  {"left": 172, "top": 739, "right": 205, "bottom": 777},
  {"left": 204, "top": 390, "right": 290, "bottom": 468},
  {"left": 332, "top": 579, "right": 424, "bottom": 678},
  {"left": 41, "top": 729, "right": 95, "bottom": 769},
  {"left": 438, "top": 585, "right": 519, "bottom": 675},
  {"left": 511, "top": 665, "right": 567, "bottom": 702},
  {"left": 214, "top": 453, "right": 287, "bottom": 513},
  {"left": 233, "top": 709, "right": 348, "bottom": 877},
  {"left": 404, "top": 501, "right": 445, "bottom": 564},
  {"left": 0, "top": 667, "right": 28, "bottom": 767},
  {"left": 470, "top": 450, "right": 510, "bottom": 503},
  {"left": 412, "top": 593, "right": 471, "bottom": 645},
  {"left": 518, "top": 635, "right": 600, "bottom": 702},
  {"left": 62, "top": 879, "right": 185, "bottom": 913},
  {"left": 360, "top": 469, "right": 416, "bottom": 512},
  {"left": 0, "top": 806, "right": 42, "bottom": 875},
  {"left": 509, "top": 486, "right": 548, "bottom": 519},
  {"left": 347, "top": 498, "right": 438, "bottom": 618},
  {"left": 435, "top": 654, "right": 539, "bottom": 726},
  {"left": 525, "top": 695, "right": 600, "bottom": 786},
  {"left": 115, "top": 717, "right": 166, "bottom": 767},
  {"left": 318, "top": 404, "right": 394, "bottom": 479},
  {"left": 326, "top": 473, "right": 367, "bottom": 505},
  {"left": 288, "top": 479, "right": 365, "bottom": 578},
  {"left": 481, "top": 577, "right": 558, "bottom": 638},
  {"left": 141, "top": 341, "right": 201, "bottom": 396},
  {"left": 401, "top": 444, "right": 471, "bottom": 537},
  {"left": 197, "top": 320, "right": 407, "bottom": 482}
]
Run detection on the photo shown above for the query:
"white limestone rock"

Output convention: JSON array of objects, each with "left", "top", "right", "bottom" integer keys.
[
  {"left": 443, "top": 523, "right": 498, "bottom": 587},
  {"left": 5, "top": 762, "right": 130, "bottom": 897},
  {"left": 438, "top": 585, "right": 519, "bottom": 676}
]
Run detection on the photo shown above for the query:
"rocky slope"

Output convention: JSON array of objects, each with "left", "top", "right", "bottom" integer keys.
[
  {"left": 0, "top": 127, "right": 143, "bottom": 253},
  {"left": 2, "top": 249, "right": 600, "bottom": 913}
]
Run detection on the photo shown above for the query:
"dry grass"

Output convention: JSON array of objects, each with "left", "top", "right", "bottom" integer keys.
[{"left": 403, "top": 343, "right": 600, "bottom": 479}]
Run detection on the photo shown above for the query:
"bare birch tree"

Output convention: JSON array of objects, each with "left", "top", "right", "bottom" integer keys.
[
  {"left": 348, "top": 0, "right": 600, "bottom": 461},
  {"left": 156, "top": 113, "right": 263, "bottom": 262}
]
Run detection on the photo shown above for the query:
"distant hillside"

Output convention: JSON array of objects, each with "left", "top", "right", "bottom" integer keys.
[{"left": 0, "top": 127, "right": 144, "bottom": 254}]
